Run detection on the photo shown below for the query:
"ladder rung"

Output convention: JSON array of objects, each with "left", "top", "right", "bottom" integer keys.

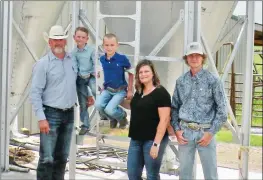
[
  {"left": 98, "top": 14, "right": 138, "bottom": 20},
  {"left": 119, "top": 41, "right": 135, "bottom": 47}
]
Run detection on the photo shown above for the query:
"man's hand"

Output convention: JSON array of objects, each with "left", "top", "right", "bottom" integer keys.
[
  {"left": 175, "top": 130, "right": 188, "bottom": 145},
  {"left": 39, "top": 120, "right": 50, "bottom": 134},
  {"left": 197, "top": 132, "right": 213, "bottom": 146},
  {"left": 126, "top": 90, "right": 133, "bottom": 100},
  {"left": 86, "top": 96, "right": 95, "bottom": 107}
]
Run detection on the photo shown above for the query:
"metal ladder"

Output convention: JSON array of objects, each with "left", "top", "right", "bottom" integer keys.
[{"left": 93, "top": 1, "right": 141, "bottom": 158}]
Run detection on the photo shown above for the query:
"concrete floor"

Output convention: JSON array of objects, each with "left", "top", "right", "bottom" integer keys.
[{"left": 1, "top": 163, "right": 262, "bottom": 180}]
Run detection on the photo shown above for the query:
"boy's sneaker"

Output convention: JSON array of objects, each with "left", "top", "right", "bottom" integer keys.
[
  {"left": 79, "top": 127, "right": 90, "bottom": 135},
  {"left": 110, "top": 119, "right": 118, "bottom": 129}
]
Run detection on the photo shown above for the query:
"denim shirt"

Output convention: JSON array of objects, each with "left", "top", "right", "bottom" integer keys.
[
  {"left": 171, "top": 68, "right": 227, "bottom": 135},
  {"left": 72, "top": 44, "right": 95, "bottom": 76},
  {"left": 30, "top": 51, "right": 77, "bottom": 121}
]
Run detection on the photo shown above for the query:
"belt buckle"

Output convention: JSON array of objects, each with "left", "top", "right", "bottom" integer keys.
[
  {"left": 80, "top": 74, "right": 90, "bottom": 79},
  {"left": 107, "top": 87, "right": 117, "bottom": 93},
  {"left": 188, "top": 123, "right": 200, "bottom": 130}
]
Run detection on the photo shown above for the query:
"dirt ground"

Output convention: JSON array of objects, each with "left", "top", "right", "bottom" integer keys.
[{"left": 84, "top": 134, "right": 262, "bottom": 173}]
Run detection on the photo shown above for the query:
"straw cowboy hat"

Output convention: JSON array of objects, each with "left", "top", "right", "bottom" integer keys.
[{"left": 43, "top": 25, "right": 68, "bottom": 42}]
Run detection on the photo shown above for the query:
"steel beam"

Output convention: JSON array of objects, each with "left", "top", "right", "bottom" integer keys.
[
  {"left": 213, "top": 18, "right": 244, "bottom": 54},
  {"left": 0, "top": 0, "right": 3, "bottom": 176},
  {"left": 212, "top": 1, "right": 238, "bottom": 53},
  {"left": 12, "top": 19, "right": 38, "bottom": 61},
  {"left": 0, "top": 0, "right": 12, "bottom": 172},
  {"left": 239, "top": 1, "right": 255, "bottom": 179},
  {"left": 69, "top": 1, "right": 79, "bottom": 179},
  {"left": 221, "top": 19, "right": 248, "bottom": 82},
  {"left": 148, "top": 10, "right": 184, "bottom": 56},
  {"left": 201, "top": 32, "right": 240, "bottom": 143}
]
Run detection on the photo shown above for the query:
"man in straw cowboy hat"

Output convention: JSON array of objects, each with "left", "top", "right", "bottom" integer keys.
[
  {"left": 170, "top": 42, "right": 227, "bottom": 179},
  {"left": 30, "top": 25, "right": 77, "bottom": 180}
]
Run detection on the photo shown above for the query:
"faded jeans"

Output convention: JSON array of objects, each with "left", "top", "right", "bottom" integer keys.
[
  {"left": 76, "top": 75, "right": 96, "bottom": 129},
  {"left": 37, "top": 106, "right": 74, "bottom": 180},
  {"left": 127, "top": 136, "right": 169, "bottom": 180},
  {"left": 95, "top": 89, "right": 126, "bottom": 122},
  {"left": 178, "top": 123, "right": 218, "bottom": 180}
]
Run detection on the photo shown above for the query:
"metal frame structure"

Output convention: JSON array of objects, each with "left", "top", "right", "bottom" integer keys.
[
  {"left": 0, "top": 1, "right": 256, "bottom": 180},
  {"left": 0, "top": 0, "right": 12, "bottom": 174}
]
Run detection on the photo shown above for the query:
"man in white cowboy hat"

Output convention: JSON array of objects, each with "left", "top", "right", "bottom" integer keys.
[
  {"left": 30, "top": 25, "right": 77, "bottom": 180},
  {"left": 170, "top": 42, "right": 227, "bottom": 179}
]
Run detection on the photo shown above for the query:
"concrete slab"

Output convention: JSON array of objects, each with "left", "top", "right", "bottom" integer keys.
[{"left": 1, "top": 163, "right": 262, "bottom": 180}]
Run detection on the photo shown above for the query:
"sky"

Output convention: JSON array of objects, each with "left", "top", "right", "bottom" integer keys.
[{"left": 233, "top": 1, "right": 262, "bottom": 24}]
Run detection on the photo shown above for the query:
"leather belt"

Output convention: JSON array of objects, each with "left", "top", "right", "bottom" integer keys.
[
  {"left": 180, "top": 120, "right": 211, "bottom": 130},
  {"left": 43, "top": 105, "right": 74, "bottom": 112},
  {"left": 106, "top": 86, "right": 126, "bottom": 93}
]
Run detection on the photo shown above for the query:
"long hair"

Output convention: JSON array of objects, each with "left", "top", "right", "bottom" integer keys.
[{"left": 135, "top": 60, "right": 160, "bottom": 93}]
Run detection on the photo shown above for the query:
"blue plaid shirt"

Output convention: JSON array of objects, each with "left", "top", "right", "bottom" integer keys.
[{"left": 171, "top": 68, "right": 227, "bottom": 135}]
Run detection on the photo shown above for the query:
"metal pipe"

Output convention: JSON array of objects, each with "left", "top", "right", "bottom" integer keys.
[
  {"left": 95, "top": 0, "right": 101, "bottom": 160},
  {"left": 0, "top": 1, "right": 3, "bottom": 177},
  {"left": 134, "top": 1, "right": 141, "bottom": 65},
  {"left": 239, "top": 1, "right": 255, "bottom": 179},
  {"left": 221, "top": 19, "right": 248, "bottom": 82},
  {"left": 1, "top": 0, "right": 12, "bottom": 172},
  {"left": 9, "top": 165, "right": 30, "bottom": 173},
  {"left": 69, "top": 1, "right": 78, "bottom": 179},
  {"left": 201, "top": 32, "right": 240, "bottom": 143}
]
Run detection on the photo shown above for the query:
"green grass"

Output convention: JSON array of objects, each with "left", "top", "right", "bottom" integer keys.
[
  {"left": 216, "top": 129, "right": 262, "bottom": 146},
  {"left": 235, "top": 98, "right": 262, "bottom": 127},
  {"left": 100, "top": 127, "right": 129, "bottom": 137}
]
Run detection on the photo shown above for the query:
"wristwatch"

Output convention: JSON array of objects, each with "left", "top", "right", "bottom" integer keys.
[{"left": 152, "top": 142, "right": 160, "bottom": 148}]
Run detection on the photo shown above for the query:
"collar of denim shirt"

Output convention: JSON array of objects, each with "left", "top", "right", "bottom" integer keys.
[
  {"left": 188, "top": 67, "right": 205, "bottom": 80},
  {"left": 48, "top": 50, "right": 71, "bottom": 61}
]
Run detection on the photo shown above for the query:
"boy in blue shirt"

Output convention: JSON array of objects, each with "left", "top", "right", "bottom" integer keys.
[
  {"left": 72, "top": 27, "right": 100, "bottom": 135},
  {"left": 95, "top": 33, "right": 134, "bottom": 129}
]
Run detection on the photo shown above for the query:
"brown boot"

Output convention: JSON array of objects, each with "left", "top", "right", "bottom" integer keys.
[
  {"left": 119, "top": 111, "right": 128, "bottom": 129},
  {"left": 110, "top": 119, "right": 118, "bottom": 129}
]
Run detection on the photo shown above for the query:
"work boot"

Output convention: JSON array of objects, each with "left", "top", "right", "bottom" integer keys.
[
  {"left": 110, "top": 119, "right": 118, "bottom": 129},
  {"left": 79, "top": 126, "right": 90, "bottom": 135},
  {"left": 119, "top": 111, "right": 128, "bottom": 129}
]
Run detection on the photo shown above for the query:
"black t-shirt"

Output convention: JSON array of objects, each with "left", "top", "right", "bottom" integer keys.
[{"left": 128, "top": 85, "right": 171, "bottom": 141}]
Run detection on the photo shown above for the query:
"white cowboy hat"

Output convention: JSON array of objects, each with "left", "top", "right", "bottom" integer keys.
[
  {"left": 185, "top": 42, "right": 204, "bottom": 56},
  {"left": 43, "top": 25, "right": 68, "bottom": 42}
]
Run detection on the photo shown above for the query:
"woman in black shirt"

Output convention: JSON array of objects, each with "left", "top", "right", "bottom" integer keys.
[{"left": 127, "top": 60, "right": 171, "bottom": 180}]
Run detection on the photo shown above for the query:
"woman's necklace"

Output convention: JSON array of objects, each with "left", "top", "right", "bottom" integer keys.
[{"left": 141, "top": 86, "right": 156, "bottom": 98}]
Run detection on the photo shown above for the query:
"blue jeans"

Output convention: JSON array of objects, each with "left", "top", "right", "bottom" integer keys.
[
  {"left": 178, "top": 123, "right": 218, "bottom": 180},
  {"left": 76, "top": 75, "right": 96, "bottom": 129},
  {"left": 37, "top": 106, "right": 74, "bottom": 180},
  {"left": 95, "top": 89, "right": 126, "bottom": 122},
  {"left": 127, "top": 136, "right": 168, "bottom": 180}
]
